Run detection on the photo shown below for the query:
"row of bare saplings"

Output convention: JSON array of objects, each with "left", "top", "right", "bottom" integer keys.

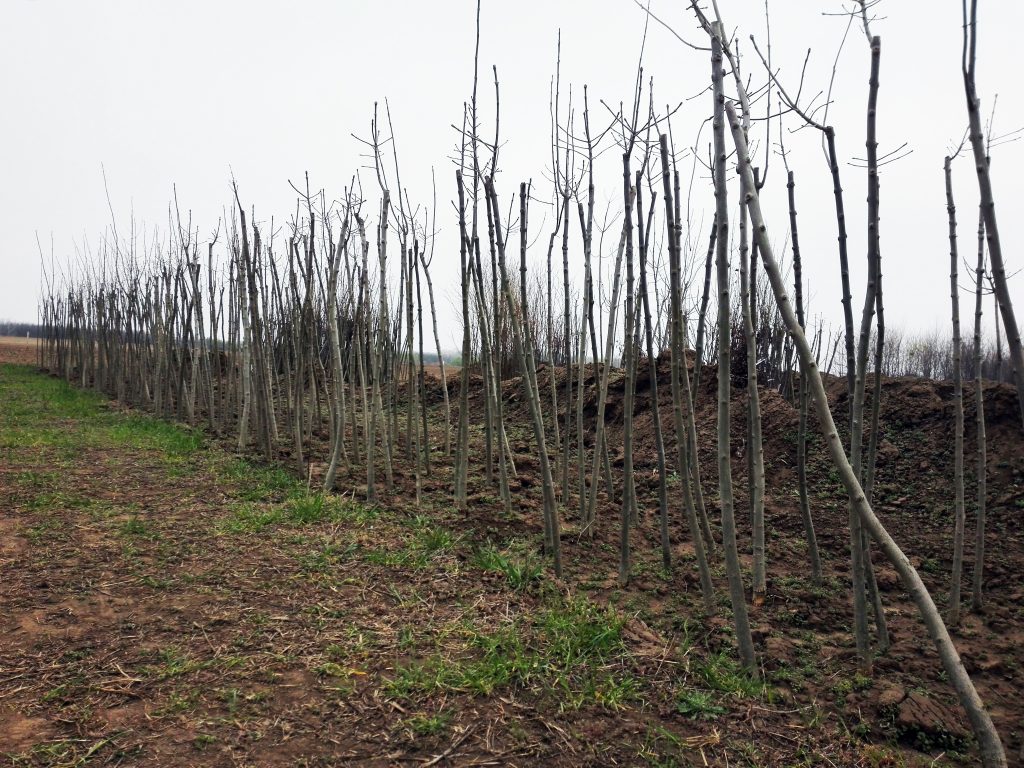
[
  {"left": 34, "top": 144, "right": 1000, "bottom": 765},
  {"left": 36, "top": 179, "right": 807, "bottom": 524},
  {"left": 36, "top": 172, "right": 811, "bottom": 577},
  {"left": 37, "top": 6, "right": 1019, "bottom": 765}
]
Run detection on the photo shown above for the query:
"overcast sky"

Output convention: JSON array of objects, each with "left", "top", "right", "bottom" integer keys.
[{"left": 2, "top": 0, "right": 1021, "bottom": 351}]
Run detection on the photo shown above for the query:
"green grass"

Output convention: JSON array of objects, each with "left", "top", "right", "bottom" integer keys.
[
  {"left": 143, "top": 646, "right": 215, "bottom": 680},
  {"left": 675, "top": 688, "right": 726, "bottom": 719},
  {"left": 105, "top": 414, "right": 202, "bottom": 455},
  {"left": 0, "top": 364, "right": 107, "bottom": 417},
  {"left": 119, "top": 515, "right": 159, "bottom": 539},
  {"left": 386, "top": 595, "right": 637, "bottom": 710},
  {"left": 9, "top": 469, "right": 60, "bottom": 490},
  {"left": 218, "top": 503, "right": 288, "bottom": 534},
  {"left": 361, "top": 517, "right": 458, "bottom": 570},
  {"left": 0, "top": 365, "right": 105, "bottom": 452},
  {"left": 218, "top": 487, "right": 378, "bottom": 535},
  {"left": 193, "top": 733, "right": 218, "bottom": 751},
  {"left": 24, "top": 516, "right": 63, "bottom": 545},
  {"left": 403, "top": 710, "right": 453, "bottom": 737},
  {"left": 471, "top": 541, "right": 544, "bottom": 590},
  {"left": 694, "top": 651, "right": 771, "bottom": 701},
  {"left": 297, "top": 540, "right": 359, "bottom": 573},
  {"left": 8, "top": 738, "right": 114, "bottom": 766},
  {"left": 24, "top": 490, "right": 100, "bottom": 512},
  {"left": 0, "top": 364, "right": 202, "bottom": 460},
  {"left": 155, "top": 687, "right": 202, "bottom": 716},
  {"left": 832, "top": 672, "right": 873, "bottom": 698},
  {"left": 315, "top": 661, "right": 357, "bottom": 678},
  {"left": 218, "top": 457, "right": 300, "bottom": 502}
]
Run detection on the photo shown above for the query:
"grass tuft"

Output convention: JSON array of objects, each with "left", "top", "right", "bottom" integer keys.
[
  {"left": 471, "top": 541, "right": 544, "bottom": 590},
  {"left": 386, "top": 595, "right": 636, "bottom": 710}
]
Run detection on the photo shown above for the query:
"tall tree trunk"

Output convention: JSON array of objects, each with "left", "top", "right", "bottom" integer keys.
[
  {"left": 324, "top": 220, "right": 351, "bottom": 491},
  {"left": 787, "top": 169, "right": 823, "bottom": 583},
  {"left": 560, "top": 191, "right": 574, "bottom": 503},
  {"left": 585, "top": 196, "right": 631, "bottom": 532},
  {"left": 455, "top": 175, "right": 472, "bottom": 510},
  {"left": 739, "top": 187, "right": 767, "bottom": 605},
  {"left": 946, "top": 156, "right": 966, "bottom": 626},
  {"left": 660, "top": 135, "right": 716, "bottom": 612},
  {"left": 419, "top": 251, "right": 451, "bottom": 456},
  {"left": 490, "top": 179, "right": 561, "bottom": 576},
  {"left": 711, "top": 25, "right": 757, "bottom": 676},
  {"left": 636, "top": 174, "right": 671, "bottom": 571},
  {"left": 845, "top": 36, "right": 883, "bottom": 673},
  {"left": 972, "top": 210, "right": 988, "bottom": 612},
  {"left": 619, "top": 156, "right": 637, "bottom": 587}
]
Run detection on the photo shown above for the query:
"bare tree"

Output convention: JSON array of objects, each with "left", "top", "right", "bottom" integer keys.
[
  {"left": 660, "top": 134, "right": 716, "bottom": 612},
  {"left": 710, "top": 21, "right": 757, "bottom": 677},
  {"left": 972, "top": 209, "right": 988, "bottom": 612},
  {"left": 963, "top": 0, "right": 1024, "bottom": 429},
  {"left": 945, "top": 155, "right": 967, "bottom": 625},
  {"left": 727, "top": 97, "right": 1007, "bottom": 768},
  {"left": 786, "top": 167, "right": 822, "bottom": 583}
]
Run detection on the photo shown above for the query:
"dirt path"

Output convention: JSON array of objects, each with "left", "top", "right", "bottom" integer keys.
[{"left": 0, "top": 364, "right": 740, "bottom": 766}]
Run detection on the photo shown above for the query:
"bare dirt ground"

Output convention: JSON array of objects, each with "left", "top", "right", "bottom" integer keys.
[
  {"left": 443, "top": 357, "right": 1024, "bottom": 765},
  {"left": 2, "top": 362, "right": 701, "bottom": 766},
  {"left": 0, "top": 336, "right": 39, "bottom": 365},
  {"left": 2, "top": 345, "right": 1022, "bottom": 766}
]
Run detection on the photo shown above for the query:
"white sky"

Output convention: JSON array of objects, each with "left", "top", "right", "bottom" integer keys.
[{"left": 2, "top": 1, "right": 1022, "bottom": 351}]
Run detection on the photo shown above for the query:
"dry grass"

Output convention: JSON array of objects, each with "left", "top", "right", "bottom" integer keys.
[{"left": 0, "top": 336, "right": 38, "bottom": 365}]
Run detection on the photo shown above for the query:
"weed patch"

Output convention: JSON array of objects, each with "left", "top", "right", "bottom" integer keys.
[
  {"left": 471, "top": 541, "right": 544, "bottom": 590},
  {"left": 386, "top": 596, "right": 637, "bottom": 710}
]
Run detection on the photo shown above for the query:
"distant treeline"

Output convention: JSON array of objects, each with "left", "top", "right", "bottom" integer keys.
[
  {"left": 6, "top": 315, "right": 1011, "bottom": 384},
  {"left": 0, "top": 321, "right": 42, "bottom": 338},
  {"left": 17, "top": 315, "right": 463, "bottom": 368}
]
